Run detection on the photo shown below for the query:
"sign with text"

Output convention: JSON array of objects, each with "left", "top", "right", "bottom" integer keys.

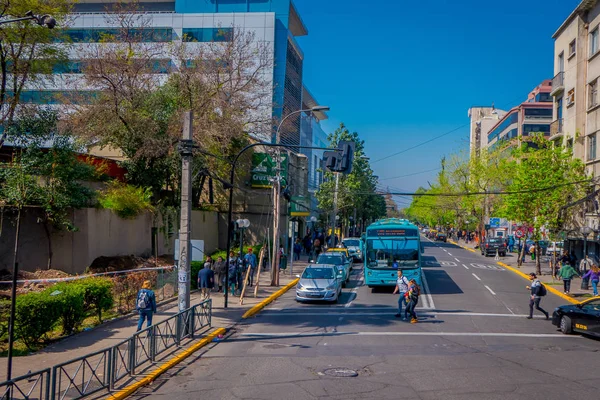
[
  {"left": 367, "top": 228, "right": 419, "bottom": 237},
  {"left": 290, "top": 196, "right": 310, "bottom": 217},
  {"left": 251, "top": 152, "right": 288, "bottom": 188}
]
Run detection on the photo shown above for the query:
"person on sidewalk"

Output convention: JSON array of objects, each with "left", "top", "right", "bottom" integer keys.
[
  {"left": 313, "top": 237, "right": 322, "bottom": 260},
  {"left": 227, "top": 251, "right": 238, "bottom": 296},
  {"left": 136, "top": 280, "right": 157, "bottom": 331},
  {"left": 405, "top": 279, "right": 420, "bottom": 323},
  {"left": 508, "top": 236, "right": 515, "bottom": 253},
  {"left": 525, "top": 273, "right": 549, "bottom": 320},
  {"left": 582, "top": 265, "right": 600, "bottom": 296},
  {"left": 558, "top": 262, "right": 579, "bottom": 294},
  {"left": 392, "top": 268, "right": 410, "bottom": 320},
  {"left": 213, "top": 256, "right": 226, "bottom": 292},
  {"left": 244, "top": 247, "right": 258, "bottom": 287},
  {"left": 293, "top": 239, "right": 302, "bottom": 261},
  {"left": 198, "top": 263, "right": 214, "bottom": 299}
]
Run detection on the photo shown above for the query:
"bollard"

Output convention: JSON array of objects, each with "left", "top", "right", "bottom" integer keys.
[{"left": 494, "top": 249, "right": 500, "bottom": 261}]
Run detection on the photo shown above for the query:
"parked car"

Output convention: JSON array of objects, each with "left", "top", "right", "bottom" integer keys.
[
  {"left": 436, "top": 232, "right": 447, "bottom": 242},
  {"left": 546, "top": 241, "right": 564, "bottom": 256},
  {"left": 552, "top": 297, "right": 600, "bottom": 337},
  {"left": 481, "top": 237, "right": 507, "bottom": 257},
  {"left": 342, "top": 237, "right": 364, "bottom": 261},
  {"left": 317, "top": 252, "right": 352, "bottom": 286},
  {"left": 295, "top": 264, "right": 342, "bottom": 303}
]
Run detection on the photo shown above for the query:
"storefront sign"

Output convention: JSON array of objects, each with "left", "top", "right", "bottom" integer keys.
[{"left": 251, "top": 152, "right": 288, "bottom": 188}]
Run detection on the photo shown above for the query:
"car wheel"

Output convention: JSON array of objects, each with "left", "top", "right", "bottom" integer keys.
[
  {"left": 560, "top": 315, "right": 573, "bottom": 334},
  {"left": 500, "top": 253, "right": 506, "bottom": 257}
]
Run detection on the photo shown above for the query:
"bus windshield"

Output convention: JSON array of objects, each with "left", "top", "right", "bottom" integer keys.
[
  {"left": 343, "top": 239, "right": 361, "bottom": 247},
  {"left": 367, "top": 238, "right": 419, "bottom": 269}
]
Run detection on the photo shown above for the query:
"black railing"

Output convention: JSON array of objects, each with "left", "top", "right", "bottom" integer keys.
[{"left": 0, "top": 299, "right": 212, "bottom": 400}]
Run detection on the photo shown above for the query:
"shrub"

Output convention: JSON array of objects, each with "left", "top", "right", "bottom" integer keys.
[
  {"left": 14, "top": 291, "right": 62, "bottom": 347},
  {"left": 48, "top": 282, "right": 86, "bottom": 335},
  {"left": 0, "top": 299, "right": 10, "bottom": 342},
  {"left": 80, "top": 277, "right": 114, "bottom": 323},
  {"left": 98, "top": 181, "right": 154, "bottom": 219},
  {"left": 112, "top": 271, "right": 157, "bottom": 313}
]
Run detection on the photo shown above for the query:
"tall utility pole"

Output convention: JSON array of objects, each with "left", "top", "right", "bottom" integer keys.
[
  {"left": 271, "top": 164, "right": 280, "bottom": 286},
  {"left": 177, "top": 111, "right": 193, "bottom": 311},
  {"left": 330, "top": 173, "right": 340, "bottom": 247}
]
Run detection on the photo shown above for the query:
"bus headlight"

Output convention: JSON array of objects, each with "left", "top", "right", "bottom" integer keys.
[{"left": 367, "top": 271, "right": 372, "bottom": 276}]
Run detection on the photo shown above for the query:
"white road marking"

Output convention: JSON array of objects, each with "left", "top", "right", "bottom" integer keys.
[
  {"left": 345, "top": 275, "right": 364, "bottom": 308},
  {"left": 472, "top": 273, "right": 481, "bottom": 281},
  {"left": 484, "top": 285, "right": 496, "bottom": 295},
  {"left": 447, "top": 253, "right": 453, "bottom": 256},
  {"left": 462, "top": 264, "right": 469, "bottom": 270},
  {"left": 240, "top": 332, "right": 577, "bottom": 339},
  {"left": 455, "top": 258, "right": 460, "bottom": 262},
  {"left": 261, "top": 311, "right": 543, "bottom": 318},
  {"left": 421, "top": 271, "right": 435, "bottom": 310}
]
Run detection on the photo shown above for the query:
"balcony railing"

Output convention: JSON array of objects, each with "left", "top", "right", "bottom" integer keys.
[
  {"left": 550, "top": 118, "right": 564, "bottom": 137},
  {"left": 551, "top": 72, "right": 565, "bottom": 96}
]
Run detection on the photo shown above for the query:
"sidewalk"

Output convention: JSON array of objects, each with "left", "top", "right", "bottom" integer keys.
[
  {"left": 448, "top": 238, "right": 592, "bottom": 299},
  {"left": 0, "top": 259, "right": 306, "bottom": 380}
]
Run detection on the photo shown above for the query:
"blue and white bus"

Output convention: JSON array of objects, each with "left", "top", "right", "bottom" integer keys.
[{"left": 364, "top": 219, "right": 423, "bottom": 287}]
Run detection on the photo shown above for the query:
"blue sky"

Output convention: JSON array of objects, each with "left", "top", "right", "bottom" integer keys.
[{"left": 294, "top": 0, "right": 580, "bottom": 205}]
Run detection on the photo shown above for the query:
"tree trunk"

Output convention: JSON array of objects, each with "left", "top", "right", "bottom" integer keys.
[
  {"left": 42, "top": 220, "right": 53, "bottom": 270},
  {"left": 535, "top": 242, "right": 541, "bottom": 276},
  {"left": 517, "top": 241, "right": 526, "bottom": 267}
]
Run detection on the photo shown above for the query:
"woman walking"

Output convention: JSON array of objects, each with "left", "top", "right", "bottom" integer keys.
[
  {"left": 582, "top": 265, "right": 600, "bottom": 296},
  {"left": 405, "top": 279, "right": 420, "bottom": 324},
  {"left": 213, "top": 256, "right": 226, "bottom": 292},
  {"left": 558, "top": 262, "right": 579, "bottom": 294}
]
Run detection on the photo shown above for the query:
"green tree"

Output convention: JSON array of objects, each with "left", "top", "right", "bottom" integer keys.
[
  {"left": 0, "top": 110, "right": 95, "bottom": 269},
  {"left": 500, "top": 135, "right": 588, "bottom": 273},
  {"left": 0, "top": 0, "right": 71, "bottom": 148}
]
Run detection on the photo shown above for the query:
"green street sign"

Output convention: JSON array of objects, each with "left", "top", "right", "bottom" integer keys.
[
  {"left": 290, "top": 196, "right": 310, "bottom": 217},
  {"left": 251, "top": 152, "right": 288, "bottom": 188}
]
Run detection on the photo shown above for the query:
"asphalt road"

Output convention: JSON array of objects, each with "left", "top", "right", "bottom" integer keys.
[{"left": 135, "top": 239, "right": 600, "bottom": 400}]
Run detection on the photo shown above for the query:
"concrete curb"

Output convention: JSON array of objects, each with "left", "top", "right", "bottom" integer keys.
[
  {"left": 497, "top": 261, "right": 578, "bottom": 304},
  {"left": 242, "top": 278, "right": 300, "bottom": 319},
  {"left": 448, "top": 240, "right": 476, "bottom": 253},
  {"left": 105, "top": 327, "right": 226, "bottom": 400}
]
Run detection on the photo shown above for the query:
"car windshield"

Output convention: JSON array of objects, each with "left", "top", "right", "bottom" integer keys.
[
  {"left": 317, "top": 255, "right": 344, "bottom": 265},
  {"left": 367, "top": 238, "right": 419, "bottom": 269},
  {"left": 302, "top": 268, "right": 334, "bottom": 280},
  {"left": 344, "top": 240, "right": 361, "bottom": 247},
  {"left": 488, "top": 238, "right": 503, "bottom": 243}
]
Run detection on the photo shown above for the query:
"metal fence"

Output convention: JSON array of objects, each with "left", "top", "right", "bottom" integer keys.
[{"left": 1, "top": 299, "right": 212, "bottom": 400}]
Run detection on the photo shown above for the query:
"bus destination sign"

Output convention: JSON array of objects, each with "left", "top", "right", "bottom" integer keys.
[{"left": 368, "top": 228, "right": 418, "bottom": 237}]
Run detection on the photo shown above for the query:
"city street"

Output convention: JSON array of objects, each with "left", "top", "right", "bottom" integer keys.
[{"left": 134, "top": 239, "right": 600, "bottom": 400}]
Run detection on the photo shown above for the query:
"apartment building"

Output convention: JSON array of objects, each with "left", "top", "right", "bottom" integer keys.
[{"left": 468, "top": 106, "right": 506, "bottom": 156}]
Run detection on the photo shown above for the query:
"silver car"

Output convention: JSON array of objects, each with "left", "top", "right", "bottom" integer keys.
[{"left": 295, "top": 264, "right": 342, "bottom": 303}]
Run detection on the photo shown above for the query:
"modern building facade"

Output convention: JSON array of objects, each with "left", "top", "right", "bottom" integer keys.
[
  {"left": 468, "top": 106, "right": 506, "bottom": 156},
  {"left": 483, "top": 81, "right": 553, "bottom": 151}
]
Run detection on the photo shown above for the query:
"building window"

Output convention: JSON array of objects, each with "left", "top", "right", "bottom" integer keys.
[
  {"left": 182, "top": 28, "right": 233, "bottom": 42},
  {"left": 566, "top": 88, "right": 575, "bottom": 107},
  {"left": 590, "top": 79, "right": 598, "bottom": 109},
  {"left": 58, "top": 28, "right": 173, "bottom": 43},
  {"left": 589, "top": 134, "right": 597, "bottom": 160},
  {"left": 569, "top": 39, "right": 576, "bottom": 57},
  {"left": 591, "top": 28, "right": 599, "bottom": 57}
]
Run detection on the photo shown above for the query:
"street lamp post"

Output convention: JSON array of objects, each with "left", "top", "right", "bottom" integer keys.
[
  {"left": 582, "top": 226, "right": 593, "bottom": 272},
  {"left": 4, "top": 11, "right": 56, "bottom": 386},
  {"left": 236, "top": 219, "right": 251, "bottom": 258},
  {"left": 272, "top": 105, "right": 330, "bottom": 286}
]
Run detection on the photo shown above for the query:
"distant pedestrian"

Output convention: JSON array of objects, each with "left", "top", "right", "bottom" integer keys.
[
  {"left": 213, "top": 256, "right": 226, "bottom": 292},
  {"left": 303, "top": 234, "right": 312, "bottom": 255},
  {"left": 204, "top": 255, "right": 213, "bottom": 270},
  {"left": 237, "top": 252, "right": 246, "bottom": 291},
  {"left": 508, "top": 236, "right": 515, "bottom": 253},
  {"left": 405, "top": 279, "right": 420, "bottom": 323},
  {"left": 244, "top": 247, "right": 258, "bottom": 287},
  {"left": 293, "top": 239, "right": 302, "bottom": 261},
  {"left": 558, "top": 262, "right": 579, "bottom": 294},
  {"left": 313, "top": 238, "right": 322, "bottom": 260},
  {"left": 525, "top": 273, "right": 549, "bottom": 320},
  {"left": 530, "top": 243, "right": 536, "bottom": 261},
  {"left": 136, "top": 280, "right": 157, "bottom": 331},
  {"left": 392, "top": 269, "right": 410, "bottom": 320},
  {"left": 227, "top": 251, "right": 238, "bottom": 295},
  {"left": 198, "top": 262, "right": 215, "bottom": 299},
  {"left": 582, "top": 265, "right": 600, "bottom": 296}
]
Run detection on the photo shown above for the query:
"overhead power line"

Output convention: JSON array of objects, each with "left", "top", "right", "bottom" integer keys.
[{"left": 378, "top": 167, "right": 443, "bottom": 181}]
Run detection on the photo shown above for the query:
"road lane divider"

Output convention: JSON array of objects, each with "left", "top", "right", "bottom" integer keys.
[
  {"left": 455, "top": 258, "right": 460, "bottom": 262},
  {"left": 106, "top": 327, "right": 226, "bottom": 400},
  {"left": 242, "top": 278, "right": 300, "bottom": 318},
  {"left": 472, "top": 273, "right": 481, "bottom": 281},
  {"left": 484, "top": 285, "right": 496, "bottom": 295},
  {"left": 462, "top": 264, "right": 469, "bottom": 270},
  {"left": 496, "top": 261, "right": 578, "bottom": 304}
]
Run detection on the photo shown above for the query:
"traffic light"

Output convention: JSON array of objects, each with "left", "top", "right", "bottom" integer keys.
[
  {"left": 338, "top": 140, "right": 355, "bottom": 174},
  {"left": 323, "top": 151, "right": 340, "bottom": 171}
]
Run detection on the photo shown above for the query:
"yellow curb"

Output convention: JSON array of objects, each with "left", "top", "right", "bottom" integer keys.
[
  {"left": 496, "top": 262, "right": 578, "bottom": 304},
  {"left": 449, "top": 239, "right": 476, "bottom": 253},
  {"left": 242, "top": 278, "right": 300, "bottom": 319},
  {"left": 106, "top": 327, "right": 227, "bottom": 400}
]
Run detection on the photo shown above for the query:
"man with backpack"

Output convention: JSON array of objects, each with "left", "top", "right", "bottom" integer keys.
[
  {"left": 526, "top": 273, "right": 549, "bottom": 320},
  {"left": 136, "top": 280, "right": 157, "bottom": 331}
]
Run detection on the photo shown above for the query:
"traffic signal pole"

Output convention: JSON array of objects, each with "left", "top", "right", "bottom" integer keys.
[{"left": 330, "top": 173, "right": 339, "bottom": 248}]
